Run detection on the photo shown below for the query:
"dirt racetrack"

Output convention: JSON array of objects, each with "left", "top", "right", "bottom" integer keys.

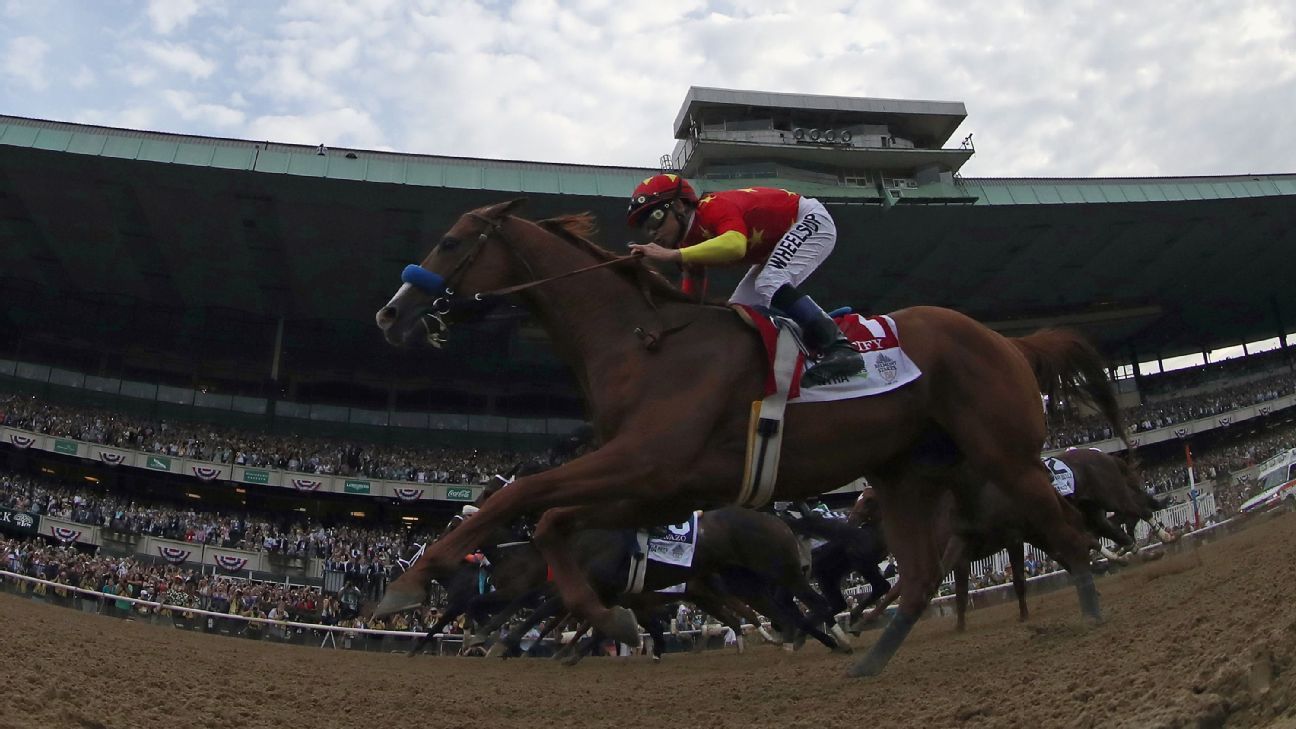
[{"left": 4, "top": 512, "right": 1296, "bottom": 729}]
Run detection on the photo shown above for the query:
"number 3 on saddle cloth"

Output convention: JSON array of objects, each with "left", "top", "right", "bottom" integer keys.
[{"left": 730, "top": 305, "right": 925, "bottom": 510}]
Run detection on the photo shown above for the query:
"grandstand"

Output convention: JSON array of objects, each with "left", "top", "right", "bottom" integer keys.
[{"left": 3, "top": 85, "right": 1296, "bottom": 595}]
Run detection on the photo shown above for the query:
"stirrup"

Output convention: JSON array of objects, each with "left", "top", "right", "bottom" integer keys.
[{"left": 801, "top": 347, "right": 866, "bottom": 388}]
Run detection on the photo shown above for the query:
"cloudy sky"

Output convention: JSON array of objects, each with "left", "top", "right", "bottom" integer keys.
[{"left": 2, "top": 0, "right": 1294, "bottom": 178}]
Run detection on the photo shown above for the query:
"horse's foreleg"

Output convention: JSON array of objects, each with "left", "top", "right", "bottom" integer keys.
[
  {"left": 850, "top": 477, "right": 944, "bottom": 677},
  {"left": 1008, "top": 541, "right": 1028, "bottom": 623},
  {"left": 533, "top": 498, "right": 692, "bottom": 648},
  {"left": 686, "top": 581, "right": 751, "bottom": 653},
  {"left": 406, "top": 614, "right": 451, "bottom": 657},
  {"left": 377, "top": 444, "right": 667, "bottom": 617},
  {"left": 852, "top": 581, "right": 900, "bottom": 632},
  {"left": 954, "top": 559, "right": 970, "bottom": 632},
  {"left": 812, "top": 559, "right": 849, "bottom": 617},
  {"left": 489, "top": 590, "right": 560, "bottom": 659}
]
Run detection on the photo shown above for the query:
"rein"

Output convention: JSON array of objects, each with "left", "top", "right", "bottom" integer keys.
[{"left": 404, "top": 211, "right": 702, "bottom": 350}]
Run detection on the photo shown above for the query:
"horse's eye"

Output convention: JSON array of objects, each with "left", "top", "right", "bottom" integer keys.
[{"left": 439, "top": 236, "right": 459, "bottom": 251}]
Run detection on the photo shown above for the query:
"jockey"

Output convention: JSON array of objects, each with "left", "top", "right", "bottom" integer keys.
[
  {"left": 443, "top": 503, "right": 479, "bottom": 535},
  {"left": 627, "top": 173, "right": 865, "bottom": 388}
]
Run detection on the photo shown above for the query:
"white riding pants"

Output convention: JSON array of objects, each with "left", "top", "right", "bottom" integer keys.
[{"left": 728, "top": 197, "right": 838, "bottom": 307}]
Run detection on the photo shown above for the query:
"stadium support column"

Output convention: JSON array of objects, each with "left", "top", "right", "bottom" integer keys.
[
  {"left": 1128, "top": 344, "right": 1145, "bottom": 405},
  {"left": 270, "top": 317, "right": 285, "bottom": 382},
  {"left": 268, "top": 317, "right": 285, "bottom": 430},
  {"left": 1273, "top": 296, "right": 1292, "bottom": 372}
]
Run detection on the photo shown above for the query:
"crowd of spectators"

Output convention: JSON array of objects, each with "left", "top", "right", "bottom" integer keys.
[
  {"left": 3, "top": 357, "right": 1296, "bottom": 642},
  {"left": 1043, "top": 369, "right": 1296, "bottom": 450},
  {"left": 0, "top": 393, "right": 520, "bottom": 485},
  {"left": 8, "top": 366, "right": 1290, "bottom": 489},
  {"left": 0, "top": 469, "right": 437, "bottom": 595},
  {"left": 0, "top": 534, "right": 453, "bottom": 635}
]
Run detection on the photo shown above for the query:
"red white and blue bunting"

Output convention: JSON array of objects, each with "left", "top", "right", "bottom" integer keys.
[
  {"left": 213, "top": 554, "right": 249, "bottom": 572},
  {"left": 99, "top": 451, "right": 127, "bottom": 466},
  {"left": 158, "top": 546, "right": 193, "bottom": 564},
  {"left": 394, "top": 487, "right": 424, "bottom": 502},
  {"left": 50, "top": 526, "right": 82, "bottom": 543},
  {"left": 191, "top": 465, "right": 221, "bottom": 481},
  {"left": 291, "top": 478, "right": 323, "bottom": 492},
  {"left": 9, "top": 434, "right": 35, "bottom": 448}
]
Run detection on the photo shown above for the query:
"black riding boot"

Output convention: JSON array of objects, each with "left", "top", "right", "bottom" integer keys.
[{"left": 772, "top": 285, "right": 866, "bottom": 388}]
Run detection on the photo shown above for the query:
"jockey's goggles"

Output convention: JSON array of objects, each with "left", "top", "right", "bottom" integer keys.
[{"left": 641, "top": 205, "right": 670, "bottom": 234}]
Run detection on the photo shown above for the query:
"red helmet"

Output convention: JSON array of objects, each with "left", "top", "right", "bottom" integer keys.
[{"left": 626, "top": 174, "right": 697, "bottom": 227}]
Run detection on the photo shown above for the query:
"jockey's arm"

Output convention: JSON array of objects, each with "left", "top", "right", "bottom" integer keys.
[{"left": 678, "top": 230, "right": 747, "bottom": 265}]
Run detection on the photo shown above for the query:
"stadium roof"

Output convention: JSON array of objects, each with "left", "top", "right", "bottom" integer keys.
[{"left": 3, "top": 113, "right": 1296, "bottom": 390}]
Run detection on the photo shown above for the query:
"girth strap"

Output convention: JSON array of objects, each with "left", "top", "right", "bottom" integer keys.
[{"left": 737, "top": 325, "right": 799, "bottom": 508}]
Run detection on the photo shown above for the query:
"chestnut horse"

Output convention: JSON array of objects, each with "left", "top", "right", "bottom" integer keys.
[{"left": 373, "top": 200, "right": 1127, "bottom": 676}]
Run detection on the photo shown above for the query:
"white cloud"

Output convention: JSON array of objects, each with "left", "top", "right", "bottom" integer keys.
[
  {"left": 2, "top": 36, "right": 49, "bottom": 90},
  {"left": 6, "top": 1, "right": 1296, "bottom": 178},
  {"left": 69, "top": 65, "right": 94, "bottom": 89},
  {"left": 138, "top": 41, "right": 217, "bottom": 79},
  {"left": 161, "top": 89, "right": 246, "bottom": 127},
  {"left": 146, "top": 0, "right": 201, "bottom": 34}
]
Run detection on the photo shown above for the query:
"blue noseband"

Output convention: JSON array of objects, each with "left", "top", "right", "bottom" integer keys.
[{"left": 402, "top": 264, "right": 447, "bottom": 295}]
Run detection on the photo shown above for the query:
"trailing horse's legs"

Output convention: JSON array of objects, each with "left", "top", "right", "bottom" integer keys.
[
  {"left": 532, "top": 498, "right": 692, "bottom": 647},
  {"left": 850, "top": 475, "right": 944, "bottom": 677},
  {"left": 954, "top": 559, "right": 970, "bottom": 633},
  {"left": 1007, "top": 541, "right": 1028, "bottom": 623},
  {"left": 375, "top": 444, "right": 671, "bottom": 617},
  {"left": 853, "top": 581, "right": 900, "bottom": 631}
]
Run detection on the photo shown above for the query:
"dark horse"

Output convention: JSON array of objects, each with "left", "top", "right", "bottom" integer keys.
[
  {"left": 459, "top": 506, "right": 846, "bottom": 660},
  {"left": 859, "top": 448, "right": 1175, "bottom": 631},
  {"left": 373, "top": 201, "right": 1128, "bottom": 676},
  {"left": 780, "top": 499, "right": 892, "bottom": 629}
]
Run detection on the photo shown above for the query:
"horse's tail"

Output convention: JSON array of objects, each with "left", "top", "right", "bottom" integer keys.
[{"left": 1011, "top": 328, "right": 1130, "bottom": 448}]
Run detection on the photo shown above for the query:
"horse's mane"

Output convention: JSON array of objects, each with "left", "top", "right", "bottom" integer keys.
[{"left": 532, "top": 213, "right": 698, "bottom": 306}]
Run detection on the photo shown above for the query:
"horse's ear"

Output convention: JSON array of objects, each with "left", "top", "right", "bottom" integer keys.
[{"left": 499, "top": 198, "right": 528, "bottom": 217}]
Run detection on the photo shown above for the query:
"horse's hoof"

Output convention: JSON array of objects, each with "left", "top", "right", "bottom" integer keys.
[
  {"left": 652, "top": 655, "right": 661, "bottom": 663},
  {"left": 599, "top": 606, "right": 642, "bottom": 647},
  {"left": 561, "top": 653, "right": 584, "bottom": 667},
  {"left": 486, "top": 643, "right": 509, "bottom": 659},
  {"left": 371, "top": 586, "right": 426, "bottom": 618},
  {"left": 833, "top": 642, "right": 854, "bottom": 655}
]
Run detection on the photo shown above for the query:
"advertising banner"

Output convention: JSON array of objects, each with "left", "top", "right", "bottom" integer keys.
[
  {"left": 143, "top": 454, "right": 174, "bottom": 472},
  {"left": 239, "top": 468, "right": 272, "bottom": 485},
  {"left": 0, "top": 506, "right": 39, "bottom": 535},
  {"left": 53, "top": 439, "right": 80, "bottom": 456}
]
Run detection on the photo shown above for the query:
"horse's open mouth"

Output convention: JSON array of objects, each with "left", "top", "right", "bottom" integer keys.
[{"left": 383, "top": 311, "right": 449, "bottom": 348}]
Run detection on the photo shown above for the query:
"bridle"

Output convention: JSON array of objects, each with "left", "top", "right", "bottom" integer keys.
[{"left": 399, "top": 211, "right": 699, "bottom": 349}]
